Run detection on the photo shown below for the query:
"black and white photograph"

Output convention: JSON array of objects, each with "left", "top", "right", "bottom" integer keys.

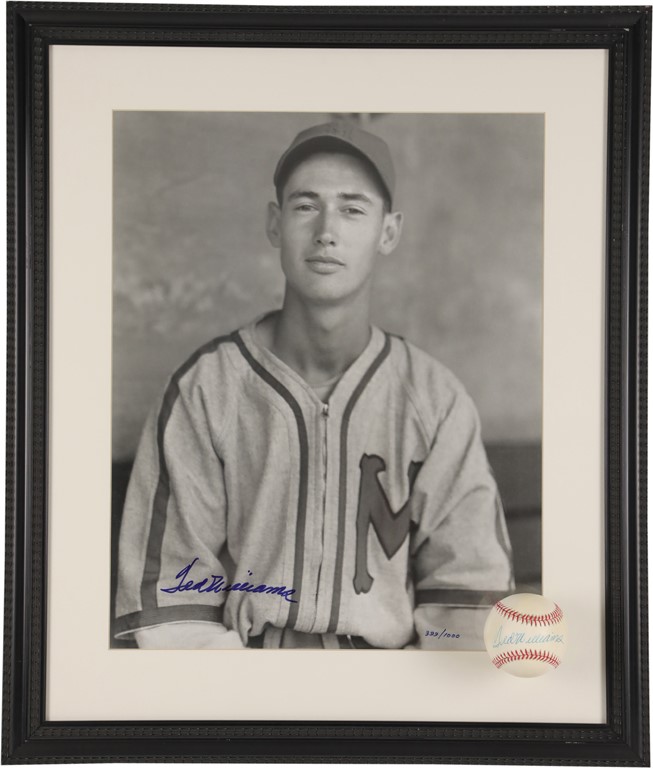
[
  {"left": 110, "top": 112, "right": 544, "bottom": 651},
  {"left": 7, "top": 3, "right": 649, "bottom": 762}
]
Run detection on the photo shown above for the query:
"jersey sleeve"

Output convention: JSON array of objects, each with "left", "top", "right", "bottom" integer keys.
[
  {"left": 114, "top": 366, "right": 233, "bottom": 641},
  {"left": 409, "top": 386, "right": 514, "bottom": 650}
]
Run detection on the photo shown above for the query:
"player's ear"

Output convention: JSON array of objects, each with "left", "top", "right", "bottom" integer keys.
[
  {"left": 266, "top": 201, "right": 282, "bottom": 248},
  {"left": 378, "top": 210, "right": 404, "bottom": 256}
]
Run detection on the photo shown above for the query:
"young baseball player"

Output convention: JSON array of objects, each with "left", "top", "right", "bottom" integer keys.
[{"left": 115, "top": 121, "right": 514, "bottom": 650}]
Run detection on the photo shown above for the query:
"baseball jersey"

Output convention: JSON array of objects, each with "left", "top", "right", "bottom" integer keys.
[{"left": 115, "top": 318, "right": 514, "bottom": 649}]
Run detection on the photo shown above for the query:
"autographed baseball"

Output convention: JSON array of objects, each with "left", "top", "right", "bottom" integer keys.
[{"left": 483, "top": 594, "right": 567, "bottom": 677}]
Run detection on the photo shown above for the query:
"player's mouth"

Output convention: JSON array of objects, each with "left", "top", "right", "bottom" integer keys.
[{"left": 305, "top": 255, "right": 345, "bottom": 274}]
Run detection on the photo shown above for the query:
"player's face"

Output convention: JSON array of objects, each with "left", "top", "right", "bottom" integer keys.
[{"left": 266, "top": 152, "right": 403, "bottom": 306}]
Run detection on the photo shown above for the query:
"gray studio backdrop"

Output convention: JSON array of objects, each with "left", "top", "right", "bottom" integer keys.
[{"left": 111, "top": 113, "right": 543, "bottom": 643}]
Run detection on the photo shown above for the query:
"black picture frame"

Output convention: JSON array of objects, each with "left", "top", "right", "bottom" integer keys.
[{"left": 4, "top": 4, "right": 649, "bottom": 764}]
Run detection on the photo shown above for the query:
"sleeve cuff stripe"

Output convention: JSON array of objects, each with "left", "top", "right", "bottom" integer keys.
[
  {"left": 416, "top": 589, "right": 511, "bottom": 606},
  {"left": 114, "top": 605, "right": 224, "bottom": 635}
]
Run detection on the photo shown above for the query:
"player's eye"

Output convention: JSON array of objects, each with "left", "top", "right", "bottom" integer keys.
[
  {"left": 343, "top": 206, "right": 366, "bottom": 216},
  {"left": 294, "top": 203, "right": 317, "bottom": 212}
]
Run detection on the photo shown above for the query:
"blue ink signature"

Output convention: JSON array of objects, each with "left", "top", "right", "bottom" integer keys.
[
  {"left": 492, "top": 626, "right": 564, "bottom": 648},
  {"left": 424, "top": 628, "right": 461, "bottom": 639},
  {"left": 160, "top": 558, "right": 298, "bottom": 604}
]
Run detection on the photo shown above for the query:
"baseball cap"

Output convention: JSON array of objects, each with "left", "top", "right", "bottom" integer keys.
[{"left": 273, "top": 121, "right": 396, "bottom": 209}]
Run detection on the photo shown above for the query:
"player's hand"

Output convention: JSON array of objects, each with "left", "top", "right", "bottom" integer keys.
[{"left": 133, "top": 622, "right": 245, "bottom": 649}]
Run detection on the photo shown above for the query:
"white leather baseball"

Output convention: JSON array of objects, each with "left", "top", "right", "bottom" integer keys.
[{"left": 483, "top": 594, "right": 567, "bottom": 677}]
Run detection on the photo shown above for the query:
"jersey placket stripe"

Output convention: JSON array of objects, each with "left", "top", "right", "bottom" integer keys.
[
  {"left": 140, "top": 334, "right": 232, "bottom": 612},
  {"left": 233, "top": 332, "right": 309, "bottom": 630},
  {"left": 326, "top": 334, "right": 392, "bottom": 634}
]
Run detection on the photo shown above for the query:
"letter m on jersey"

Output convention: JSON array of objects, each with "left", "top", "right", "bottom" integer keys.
[{"left": 354, "top": 454, "right": 422, "bottom": 595}]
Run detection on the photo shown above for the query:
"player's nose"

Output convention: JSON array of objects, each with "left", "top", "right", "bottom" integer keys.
[{"left": 314, "top": 209, "right": 337, "bottom": 247}]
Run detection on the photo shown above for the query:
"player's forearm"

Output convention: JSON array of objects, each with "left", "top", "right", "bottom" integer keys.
[{"left": 133, "top": 622, "right": 245, "bottom": 649}]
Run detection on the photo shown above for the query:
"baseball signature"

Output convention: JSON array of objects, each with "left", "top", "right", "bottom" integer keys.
[
  {"left": 160, "top": 558, "right": 298, "bottom": 603},
  {"left": 424, "top": 628, "right": 461, "bottom": 639},
  {"left": 492, "top": 626, "right": 564, "bottom": 649}
]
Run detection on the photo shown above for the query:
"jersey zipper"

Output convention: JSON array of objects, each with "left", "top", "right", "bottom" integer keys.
[
  {"left": 310, "top": 403, "right": 329, "bottom": 632},
  {"left": 320, "top": 403, "right": 329, "bottom": 567},
  {"left": 321, "top": 403, "right": 329, "bottom": 510}
]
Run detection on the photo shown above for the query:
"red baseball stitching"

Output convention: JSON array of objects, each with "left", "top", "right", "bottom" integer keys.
[
  {"left": 495, "top": 601, "right": 563, "bottom": 627},
  {"left": 492, "top": 649, "right": 560, "bottom": 669}
]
